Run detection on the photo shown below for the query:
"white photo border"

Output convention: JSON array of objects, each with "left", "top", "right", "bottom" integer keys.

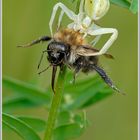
[{"left": 0, "top": 0, "right": 139, "bottom": 140}]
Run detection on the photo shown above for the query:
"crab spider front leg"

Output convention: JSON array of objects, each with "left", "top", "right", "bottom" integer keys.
[
  {"left": 87, "top": 25, "right": 118, "bottom": 56},
  {"left": 81, "top": 24, "right": 102, "bottom": 46},
  {"left": 90, "top": 35, "right": 102, "bottom": 46},
  {"left": 79, "top": 0, "right": 85, "bottom": 14},
  {"left": 57, "top": 10, "right": 64, "bottom": 31},
  {"left": 49, "top": 2, "right": 77, "bottom": 36}
]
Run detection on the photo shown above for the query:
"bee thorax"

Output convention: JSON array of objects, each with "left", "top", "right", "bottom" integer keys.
[{"left": 67, "top": 51, "right": 77, "bottom": 65}]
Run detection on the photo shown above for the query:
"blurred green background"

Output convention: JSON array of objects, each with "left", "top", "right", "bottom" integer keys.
[{"left": 2, "top": 0, "right": 137, "bottom": 140}]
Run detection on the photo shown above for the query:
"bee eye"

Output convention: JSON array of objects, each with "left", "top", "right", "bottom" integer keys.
[
  {"left": 48, "top": 51, "right": 65, "bottom": 65},
  {"left": 51, "top": 52, "right": 60, "bottom": 58}
]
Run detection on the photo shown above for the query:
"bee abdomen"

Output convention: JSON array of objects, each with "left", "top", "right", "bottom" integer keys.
[
  {"left": 73, "top": 56, "right": 98, "bottom": 73},
  {"left": 82, "top": 56, "right": 99, "bottom": 73}
]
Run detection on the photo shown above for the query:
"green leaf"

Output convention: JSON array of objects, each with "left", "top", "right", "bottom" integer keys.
[
  {"left": 18, "top": 116, "right": 46, "bottom": 132},
  {"left": 2, "top": 113, "right": 41, "bottom": 140},
  {"left": 130, "top": 0, "right": 138, "bottom": 13},
  {"left": 63, "top": 75, "right": 113, "bottom": 110},
  {"left": 73, "top": 111, "right": 88, "bottom": 128},
  {"left": 3, "top": 76, "right": 51, "bottom": 104},
  {"left": 3, "top": 115, "right": 47, "bottom": 132},
  {"left": 2, "top": 121, "right": 11, "bottom": 131},
  {"left": 81, "top": 87, "right": 113, "bottom": 108},
  {"left": 53, "top": 123, "right": 85, "bottom": 140},
  {"left": 3, "top": 96, "right": 39, "bottom": 112},
  {"left": 56, "top": 110, "right": 88, "bottom": 128},
  {"left": 54, "top": 110, "right": 88, "bottom": 140},
  {"left": 65, "top": 74, "right": 100, "bottom": 93},
  {"left": 56, "top": 111, "right": 72, "bottom": 127},
  {"left": 110, "top": 0, "right": 130, "bottom": 9}
]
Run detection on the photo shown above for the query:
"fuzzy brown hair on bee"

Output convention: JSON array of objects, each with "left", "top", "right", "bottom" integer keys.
[
  {"left": 18, "top": 28, "right": 123, "bottom": 94},
  {"left": 54, "top": 28, "right": 87, "bottom": 46}
]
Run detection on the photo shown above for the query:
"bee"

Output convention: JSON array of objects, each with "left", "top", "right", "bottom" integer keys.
[{"left": 18, "top": 28, "right": 122, "bottom": 94}]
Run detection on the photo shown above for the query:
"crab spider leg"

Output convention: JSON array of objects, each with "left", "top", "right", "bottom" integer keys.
[
  {"left": 57, "top": 10, "right": 64, "bottom": 31},
  {"left": 87, "top": 26, "right": 118, "bottom": 56},
  {"left": 83, "top": 24, "right": 102, "bottom": 45},
  {"left": 49, "top": 2, "right": 77, "bottom": 36},
  {"left": 79, "top": 0, "right": 85, "bottom": 14},
  {"left": 90, "top": 35, "right": 102, "bottom": 46},
  {"left": 89, "top": 24, "right": 102, "bottom": 46},
  {"left": 66, "top": 0, "right": 85, "bottom": 30}
]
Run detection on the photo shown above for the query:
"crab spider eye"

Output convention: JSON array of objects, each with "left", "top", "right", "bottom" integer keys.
[{"left": 84, "top": 0, "right": 110, "bottom": 20}]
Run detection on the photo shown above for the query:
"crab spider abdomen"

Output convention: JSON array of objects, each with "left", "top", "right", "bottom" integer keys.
[{"left": 84, "top": 0, "right": 110, "bottom": 20}]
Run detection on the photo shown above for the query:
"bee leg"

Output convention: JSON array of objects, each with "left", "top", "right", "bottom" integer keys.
[
  {"left": 92, "top": 65, "right": 124, "bottom": 94},
  {"left": 38, "top": 50, "right": 48, "bottom": 69},
  {"left": 38, "top": 64, "right": 51, "bottom": 75},
  {"left": 51, "top": 66, "right": 57, "bottom": 94},
  {"left": 72, "top": 60, "right": 83, "bottom": 84},
  {"left": 72, "top": 72, "right": 77, "bottom": 84},
  {"left": 17, "top": 36, "right": 51, "bottom": 48},
  {"left": 72, "top": 67, "right": 81, "bottom": 84}
]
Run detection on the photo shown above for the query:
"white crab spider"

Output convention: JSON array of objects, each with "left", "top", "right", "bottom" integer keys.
[{"left": 49, "top": 0, "right": 118, "bottom": 56}]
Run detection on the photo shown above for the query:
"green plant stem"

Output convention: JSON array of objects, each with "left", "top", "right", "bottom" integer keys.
[{"left": 43, "top": 65, "right": 67, "bottom": 140}]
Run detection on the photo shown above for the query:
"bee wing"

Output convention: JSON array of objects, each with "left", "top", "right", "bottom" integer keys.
[
  {"left": 103, "top": 53, "right": 114, "bottom": 59},
  {"left": 76, "top": 45, "right": 98, "bottom": 55},
  {"left": 76, "top": 45, "right": 114, "bottom": 59}
]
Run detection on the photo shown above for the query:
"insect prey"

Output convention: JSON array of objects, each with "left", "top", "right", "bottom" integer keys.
[{"left": 18, "top": 28, "right": 123, "bottom": 94}]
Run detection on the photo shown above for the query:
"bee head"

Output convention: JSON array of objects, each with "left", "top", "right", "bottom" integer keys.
[{"left": 47, "top": 41, "right": 70, "bottom": 65}]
